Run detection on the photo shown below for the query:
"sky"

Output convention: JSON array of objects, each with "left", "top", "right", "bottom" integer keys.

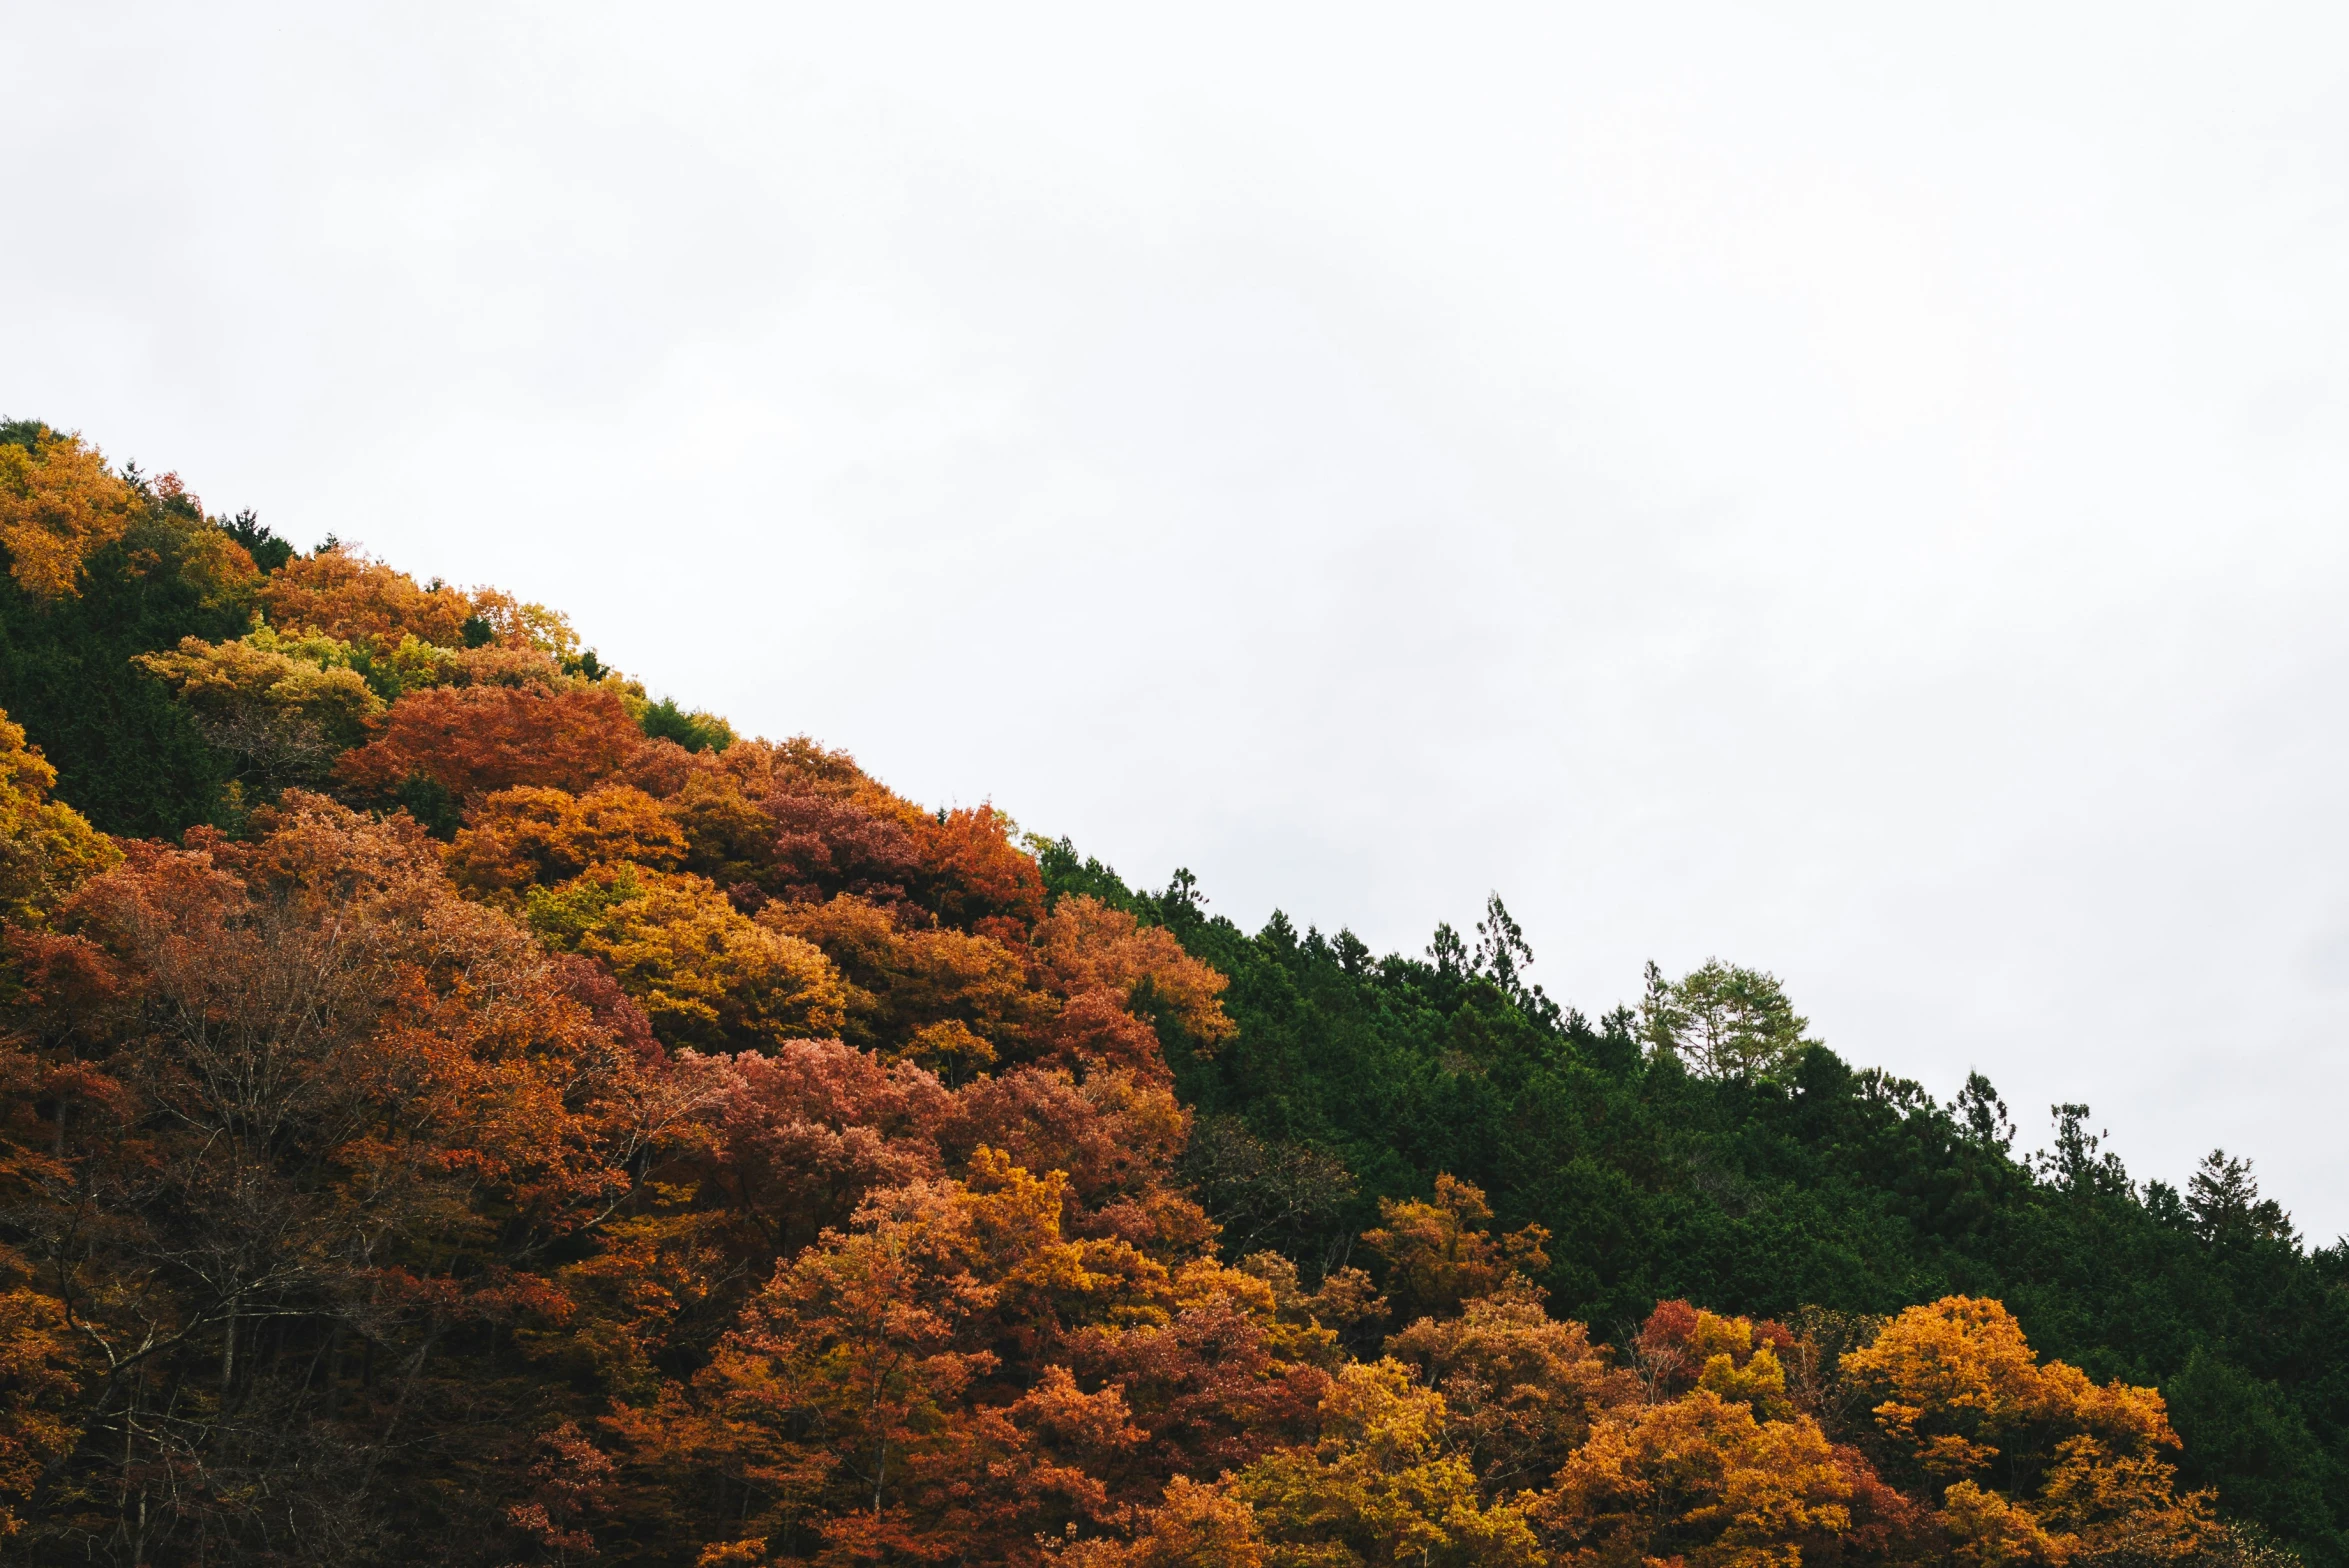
[{"left": 7, "top": 4, "right": 2349, "bottom": 1236}]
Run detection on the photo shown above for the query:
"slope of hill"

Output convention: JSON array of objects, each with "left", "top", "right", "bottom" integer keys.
[{"left": 0, "top": 420, "right": 2337, "bottom": 1567}]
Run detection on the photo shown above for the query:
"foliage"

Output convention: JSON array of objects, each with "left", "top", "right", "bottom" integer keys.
[
  {"left": 527, "top": 864, "right": 848, "bottom": 1052},
  {"left": 1036, "top": 845, "right": 2349, "bottom": 1563},
  {"left": 0, "top": 423, "right": 2335, "bottom": 1568},
  {"left": 0, "top": 430, "right": 138, "bottom": 600},
  {"left": 0, "top": 429, "right": 260, "bottom": 834},
  {"left": 0, "top": 711, "right": 118, "bottom": 925}
]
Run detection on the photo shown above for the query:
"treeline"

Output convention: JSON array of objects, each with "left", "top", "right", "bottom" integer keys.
[
  {"left": 1042, "top": 854, "right": 2349, "bottom": 1558},
  {"left": 0, "top": 420, "right": 2335, "bottom": 1566}
]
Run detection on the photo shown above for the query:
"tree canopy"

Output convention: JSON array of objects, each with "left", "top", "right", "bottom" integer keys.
[{"left": 0, "top": 420, "right": 2336, "bottom": 1567}]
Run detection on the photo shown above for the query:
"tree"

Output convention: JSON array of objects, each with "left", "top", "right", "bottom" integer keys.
[
  {"left": 448, "top": 784, "right": 689, "bottom": 898},
  {"left": 636, "top": 1155, "right": 1171, "bottom": 1567},
  {"left": 1229, "top": 1358, "right": 1543, "bottom": 1568},
  {"left": 0, "top": 708, "right": 118, "bottom": 925},
  {"left": 762, "top": 894, "right": 1039, "bottom": 1078},
  {"left": 527, "top": 864, "right": 847, "bottom": 1052},
  {"left": 1630, "top": 1300, "right": 1800, "bottom": 1421},
  {"left": 339, "top": 683, "right": 648, "bottom": 800},
  {"left": 256, "top": 544, "right": 476, "bottom": 652},
  {"left": 2185, "top": 1151, "right": 2296, "bottom": 1248},
  {"left": 1640, "top": 959, "right": 1815, "bottom": 1080},
  {"left": 1359, "top": 1176, "right": 1549, "bottom": 1322},
  {"left": 0, "top": 792, "right": 669, "bottom": 1562},
  {"left": 1386, "top": 1281, "right": 1637, "bottom": 1497},
  {"left": 1529, "top": 1389, "right": 1860, "bottom": 1568},
  {"left": 134, "top": 624, "right": 385, "bottom": 795},
  {"left": 0, "top": 430, "right": 137, "bottom": 600},
  {"left": 1840, "top": 1297, "right": 2215, "bottom": 1562},
  {"left": 1029, "top": 896, "right": 1236, "bottom": 1075}
]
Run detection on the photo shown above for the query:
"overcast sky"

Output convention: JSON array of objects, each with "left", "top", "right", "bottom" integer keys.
[{"left": 9, "top": 4, "right": 2349, "bottom": 1238}]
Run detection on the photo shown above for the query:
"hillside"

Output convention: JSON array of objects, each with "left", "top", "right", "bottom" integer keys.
[{"left": 0, "top": 421, "right": 2340, "bottom": 1567}]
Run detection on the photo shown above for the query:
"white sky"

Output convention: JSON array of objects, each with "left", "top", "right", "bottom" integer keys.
[{"left": 9, "top": 4, "right": 2349, "bottom": 1238}]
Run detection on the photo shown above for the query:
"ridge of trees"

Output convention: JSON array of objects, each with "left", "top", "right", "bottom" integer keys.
[{"left": 0, "top": 420, "right": 2333, "bottom": 1566}]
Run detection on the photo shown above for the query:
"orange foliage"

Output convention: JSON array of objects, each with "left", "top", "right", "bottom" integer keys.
[
  {"left": 450, "top": 783, "right": 689, "bottom": 896},
  {"left": 1531, "top": 1389, "right": 1855, "bottom": 1568},
  {"left": 763, "top": 894, "right": 1038, "bottom": 1076},
  {"left": 1386, "top": 1281, "right": 1640, "bottom": 1495},
  {"left": 528, "top": 865, "right": 847, "bottom": 1052},
  {"left": 695, "top": 1039, "right": 951, "bottom": 1254},
  {"left": 1030, "top": 895, "right": 1235, "bottom": 1075},
  {"left": 915, "top": 805, "right": 1046, "bottom": 932},
  {"left": 258, "top": 543, "right": 477, "bottom": 649},
  {"left": 0, "top": 430, "right": 139, "bottom": 599},
  {"left": 339, "top": 682, "right": 647, "bottom": 799},
  {"left": 1359, "top": 1174, "right": 1551, "bottom": 1321},
  {"left": 0, "top": 793, "right": 681, "bottom": 1553},
  {"left": 1840, "top": 1297, "right": 2178, "bottom": 1484},
  {"left": 1840, "top": 1297, "right": 2214, "bottom": 1564},
  {"left": 630, "top": 1157, "right": 1172, "bottom": 1566}
]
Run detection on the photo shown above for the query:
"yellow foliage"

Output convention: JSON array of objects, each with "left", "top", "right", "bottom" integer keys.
[
  {"left": 466, "top": 586, "right": 580, "bottom": 656},
  {"left": 1698, "top": 1344, "right": 1793, "bottom": 1422},
  {"left": 0, "top": 1267, "right": 80, "bottom": 1540},
  {"left": 0, "top": 431, "right": 136, "bottom": 599},
  {"left": 137, "top": 624, "right": 386, "bottom": 759},
  {"left": 1360, "top": 1174, "right": 1551, "bottom": 1319},
  {"left": 526, "top": 864, "right": 845, "bottom": 1050},
  {"left": 1232, "top": 1358, "right": 1544, "bottom": 1567},
  {"left": 1531, "top": 1389, "right": 1852, "bottom": 1568},
  {"left": 1938, "top": 1480, "right": 2065, "bottom": 1568},
  {"left": 0, "top": 709, "right": 119, "bottom": 925},
  {"left": 1840, "top": 1297, "right": 2176, "bottom": 1483},
  {"left": 2036, "top": 1435, "right": 2217, "bottom": 1563},
  {"left": 1842, "top": 1298, "right": 2209, "bottom": 1566}
]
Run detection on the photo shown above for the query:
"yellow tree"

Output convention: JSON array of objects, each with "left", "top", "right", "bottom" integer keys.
[
  {"left": 134, "top": 625, "right": 386, "bottom": 793},
  {"left": 1530, "top": 1388, "right": 1856, "bottom": 1568},
  {"left": 1839, "top": 1297, "right": 2214, "bottom": 1564},
  {"left": 526, "top": 864, "right": 846, "bottom": 1051},
  {"left": 0, "top": 430, "right": 136, "bottom": 599},
  {"left": 0, "top": 708, "right": 119, "bottom": 925},
  {"left": 1230, "top": 1358, "right": 1543, "bottom": 1568}
]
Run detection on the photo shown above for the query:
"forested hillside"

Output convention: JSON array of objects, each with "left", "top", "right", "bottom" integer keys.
[{"left": 0, "top": 421, "right": 2340, "bottom": 1567}]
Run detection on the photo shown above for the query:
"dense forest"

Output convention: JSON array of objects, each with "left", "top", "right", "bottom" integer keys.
[{"left": 0, "top": 419, "right": 2341, "bottom": 1567}]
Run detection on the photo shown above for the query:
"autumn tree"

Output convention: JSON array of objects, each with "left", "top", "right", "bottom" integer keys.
[
  {"left": 0, "top": 710, "right": 118, "bottom": 925},
  {"left": 135, "top": 623, "right": 385, "bottom": 795},
  {"left": 1631, "top": 1299, "right": 1801, "bottom": 1419},
  {"left": 527, "top": 864, "right": 847, "bottom": 1052},
  {"left": 1529, "top": 1388, "right": 1860, "bottom": 1568},
  {"left": 339, "top": 682, "right": 648, "bottom": 801},
  {"left": 1386, "top": 1281, "right": 1637, "bottom": 1497},
  {"left": 763, "top": 894, "right": 1038, "bottom": 1080},
  {"left": 449, "top": 783, "right": 689, "bottom": 898},
  {"left": 627, "top": 1156, "right": 1169, "bottom": 1567},
  {"left": 257, "top": 543, "right": 478, "bottom": 652},
  {"left": 0, "top": 794, "right": 680, "bottom": 1562},
  {"left": 0, "top": 430, "right": 138, "bottom": 600},
  {"left": 1227, "top": 1358, "right": 1543, "bottom": 1568},
  {"left": 1839, "top": 1296, "right": 2216, "bottom": 1564},
  {"left": 1359, "top": 1175, "right": 1549, "bottom": 1322}
]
